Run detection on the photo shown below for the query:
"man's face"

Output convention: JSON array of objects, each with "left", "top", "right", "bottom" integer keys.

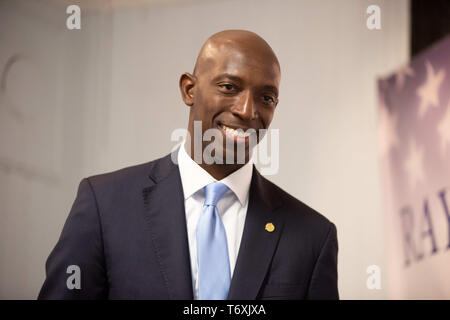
[{"left": 185, "top": 43, "right": 280, "bottom": 163}]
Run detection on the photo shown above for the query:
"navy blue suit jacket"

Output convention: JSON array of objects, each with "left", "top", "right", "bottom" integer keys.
[{"left": 38, "top": 149, "right": 338, "bottom": 299}]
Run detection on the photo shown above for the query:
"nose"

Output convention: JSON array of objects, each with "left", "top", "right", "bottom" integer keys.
[{"left": 231, "top": 91, "right": 257, "bottom": 121}]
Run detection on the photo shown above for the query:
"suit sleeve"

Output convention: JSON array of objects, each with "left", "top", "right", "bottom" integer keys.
[
  {"left": 306, "top": 222, "right": 339, "bottom": 300},
  {"left": 38, "top": 178, "right": 108, "bottom": 299}
]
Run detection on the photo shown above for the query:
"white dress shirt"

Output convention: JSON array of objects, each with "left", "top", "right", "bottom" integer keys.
[{"left": 176, "top": 140, "right": 253, "bottom": 299}]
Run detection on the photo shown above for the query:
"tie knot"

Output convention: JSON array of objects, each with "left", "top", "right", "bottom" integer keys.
[{"left": 204, "top": 182, "right": 229, "bottom": 206}]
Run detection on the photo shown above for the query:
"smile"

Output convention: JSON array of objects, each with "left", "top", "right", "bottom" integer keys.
[{"left": 218, "top": 124, "right": 253, "bottom": 141}]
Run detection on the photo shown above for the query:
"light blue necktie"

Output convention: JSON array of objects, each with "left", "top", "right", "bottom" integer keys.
[{"left": 196, "top": 182, "right": 231, "bottom": 300}]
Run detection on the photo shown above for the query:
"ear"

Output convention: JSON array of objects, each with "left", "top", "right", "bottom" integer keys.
[{"left": 179, "top": 72, "right": 197, "bottom": 106}]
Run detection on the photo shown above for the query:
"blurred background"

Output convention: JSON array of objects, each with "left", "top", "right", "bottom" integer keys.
[{"left": 0, "top": 0, "right": 449, "bottom": 299}]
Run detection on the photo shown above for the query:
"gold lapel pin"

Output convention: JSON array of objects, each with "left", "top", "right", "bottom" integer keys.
[{"left": 265, "top": 222, "right": 275, "bottom": 233}]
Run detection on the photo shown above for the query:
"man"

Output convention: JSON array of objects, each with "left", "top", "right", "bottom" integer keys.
[{"left": 38, "top": 30, "right": 338, "bottom": 300}]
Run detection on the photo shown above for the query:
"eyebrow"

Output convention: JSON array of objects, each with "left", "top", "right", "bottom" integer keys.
[
  {"left": 261, "top": 85, "right": 279, "bottom": 97},
  {"left": 212, "top": 73, "right": 279, "bottom": 96},
  {"left": 212, "top": 73, "right": 243, "bottom": 83}
]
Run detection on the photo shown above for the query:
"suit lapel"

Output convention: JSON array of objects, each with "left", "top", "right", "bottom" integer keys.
[
  {"left": 141, "top": 150, "right": 284, "bottom": 300},
  {"left": 227, "top": 167, "right": 284, "bottom": 300},
  {"left": 142, "top": 150, "right": 194, "bottom": 299}
]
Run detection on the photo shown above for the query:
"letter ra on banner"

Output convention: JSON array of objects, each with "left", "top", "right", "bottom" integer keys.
[
  {"left": 66, "top": 265, "right": 81, "bottom": 290},
  {"left": 366, "top": 5, "right": 381, "bottom": 30},
  {"left": 66, "top": 5, "right": 81, "bottom": 30}
]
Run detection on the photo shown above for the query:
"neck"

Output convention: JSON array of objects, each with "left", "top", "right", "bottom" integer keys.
[
  {"left": 199, "top": 162, "right": 245, "bottom": 181},
  {"left": 183, "top": 140, "right": 249, "bottom": 180}
]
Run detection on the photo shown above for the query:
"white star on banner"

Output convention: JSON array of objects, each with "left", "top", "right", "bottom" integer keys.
[
  {"left": 378, "top": 102, "right": 399, "bottom": 157},
  {"left": 404, "top": 140, "right": 425, "bottom": 189},
  {"left": 395, "top": 63, "right": 414, "bottom": 90},
  {"left": 437, "top": 100, "right": 450, "bottom": 154},
  {"left": 416, "top": 60, "right": 445, "bottom": 117}
]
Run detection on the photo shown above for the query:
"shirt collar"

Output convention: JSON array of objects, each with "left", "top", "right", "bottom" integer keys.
[{"left": 177, "top": 139, "right": 253, "bottom": 206}]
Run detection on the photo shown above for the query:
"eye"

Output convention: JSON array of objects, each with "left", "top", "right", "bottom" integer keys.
[
  {"left": 263, "top": 95, "right": 275, "bottom": 103},
  {"left": 219, "top": 83, "right": 235, "bottom": 91}
]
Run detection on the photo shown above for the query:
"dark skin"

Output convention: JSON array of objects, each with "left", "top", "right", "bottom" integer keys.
[{"left": 179, "top": 30, "right": 281, "bottom": 180}]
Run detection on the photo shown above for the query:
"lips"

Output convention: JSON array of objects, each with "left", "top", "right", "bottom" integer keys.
[{"left": 217, "top": 122, "right": 256, "bottom": 142}]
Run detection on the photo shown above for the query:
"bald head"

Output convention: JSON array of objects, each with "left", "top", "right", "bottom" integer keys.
[
  {"left": 179, "top": 29, "right": 281, "bottom": 176},
  {"left": 193, "top": 30, "right": 280, "bottom": 77}
]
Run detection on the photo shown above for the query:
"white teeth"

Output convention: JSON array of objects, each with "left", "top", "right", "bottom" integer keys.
[{"left": 221, "top": 125, "right": 251, "bottom": 138}]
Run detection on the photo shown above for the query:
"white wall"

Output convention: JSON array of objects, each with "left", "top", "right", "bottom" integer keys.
[{"left": 0, "top": 0, "right": 409, "bottom": 299}]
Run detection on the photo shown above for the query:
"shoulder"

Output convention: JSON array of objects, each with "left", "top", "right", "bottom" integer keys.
[
  {"left": 84, "top": 152, "right": 172, "bottom": 194},
  {"left": 258, "top": 174, "right": 336, "bottom": 237},
  {"left": 76, "top": 153, "right": 176, "bottom": 214}
]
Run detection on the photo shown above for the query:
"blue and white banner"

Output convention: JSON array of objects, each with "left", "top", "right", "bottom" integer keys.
[{"left": 378, "top": 36, "right": 450, "bottom": 299}]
